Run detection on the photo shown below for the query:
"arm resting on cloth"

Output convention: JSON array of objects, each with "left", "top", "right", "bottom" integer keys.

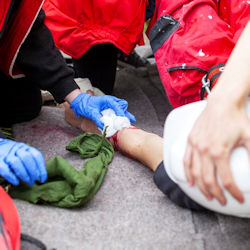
[
  {"left": 58, "top": 106, "right": 206, "bottom": 211},
  {"left": 184, "top": 22, "right": 250, "bottom": 205},
  {"left": 61, "top": 101, "right": 250, "bottom": 216},
  {"left": 16, "top": 9, "right": 79, "bottom": 104}
]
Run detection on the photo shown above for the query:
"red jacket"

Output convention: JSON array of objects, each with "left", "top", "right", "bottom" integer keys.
[
  {"left": 149, "top": 0, "right": 250, "bottom": 108},
  {"left": 0, "top": 0, "right": 44, "bottom": 78},
  {"left": 0, "top": 187, "right": 20, "bottom": 250},
  {"left": 43, "top": 0, "right": 147, "bottom": 58}
]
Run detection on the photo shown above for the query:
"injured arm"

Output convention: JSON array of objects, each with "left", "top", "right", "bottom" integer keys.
[{"left": 64, "top": 100, "right": 163, "bottom": 171}]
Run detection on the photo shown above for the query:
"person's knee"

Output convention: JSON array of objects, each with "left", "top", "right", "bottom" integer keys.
[{"left": 0, "top": 76, "right": 42, "bottom": 126}]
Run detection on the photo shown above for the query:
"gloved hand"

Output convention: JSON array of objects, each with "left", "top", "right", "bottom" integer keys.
[
  {"left": 70, "top": 93, "right": 136, "bottom": 129},
  {"left": 0, "top": 139, "right": 47, "bottom": 186}
]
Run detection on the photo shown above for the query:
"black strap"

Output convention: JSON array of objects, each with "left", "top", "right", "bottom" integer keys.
[
  {"left": 21, "top": 234, "right": 47, "bottom": 250},
  {"left": 149, "top": 15, "right": 180, "bottom": 53}
]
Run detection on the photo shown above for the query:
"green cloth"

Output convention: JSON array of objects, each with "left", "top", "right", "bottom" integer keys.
[{"left": 9, "top": 131, "right": 114, "bottom": 208}]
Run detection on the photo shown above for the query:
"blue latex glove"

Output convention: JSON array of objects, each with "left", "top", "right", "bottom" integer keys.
[
  {"left": 0, "top": 139, "right": 47, "bottom": 186},
  {"left": 70, "top": 93, "right": 136, "bottom": 129}
]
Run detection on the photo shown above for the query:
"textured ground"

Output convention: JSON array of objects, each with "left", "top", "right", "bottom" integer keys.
[{"left": 13, "top": 66, "right": 250, "bottom": 250}]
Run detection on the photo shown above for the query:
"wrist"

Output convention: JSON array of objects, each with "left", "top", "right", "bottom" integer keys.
[
  {"left": 209, "top": 82, "right": 248, "bottom": 109},
  {"left": 65, "top": 89, "right": 82, "bottom": 104}
]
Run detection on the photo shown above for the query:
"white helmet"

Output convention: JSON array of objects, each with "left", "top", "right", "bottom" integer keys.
[{"left": 163, "top": 100, "right": 250, "bottom": 217}]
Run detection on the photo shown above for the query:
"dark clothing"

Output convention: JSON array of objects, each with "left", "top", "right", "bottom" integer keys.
[
  {"left": 146, "top": 0, "right": 155, "bottom": 21},
  {"left": 0, "top": 130, "right": 5, "bottom": 139},
  {"left": 0, "top": 9, "right": 79, "bottom": 126},
  {"left": 73, "top": 43, "right": 118, "bottom": 95},
  {"left": 43, "top": 0, "right": 146, "bottom": 58},
  {"left": 0, "top": 72, "right": 42, "bottom": 127},
  {"left": 16, "top": 9, "right": 79, "bottom": 104},
  {"left": 154, "top": 161, "right": 206, "bottom": 211}
]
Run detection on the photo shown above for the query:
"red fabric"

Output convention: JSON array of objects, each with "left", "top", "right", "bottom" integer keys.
[
  {"left": 43, "top": 0, "right": 147, "bottom": 58},
  {"left": 150, "top": 0, "right": 250, "bottom": 108},
  {"left": 0, "top": 187, "right": 20, "bottom": 250},
  {"left": 0, "top": 1, "right": 11, "bottom": 32},
  {"left": 0, "top": 0, "right": 44, "bottom": 77}
]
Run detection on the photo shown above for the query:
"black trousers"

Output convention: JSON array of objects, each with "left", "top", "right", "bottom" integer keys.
[
  {"left": 73, "top": 43, "right": 118, "bottom": 95},
  {"left": 154, "top": 161, "right": 207, "bottom": 211},
  {"left": 0, "top": 71, "right": 42, "bottom": 127}
]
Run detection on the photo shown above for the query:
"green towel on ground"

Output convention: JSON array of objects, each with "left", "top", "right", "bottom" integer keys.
[{"left": 9, "top": 132, "right": 114, "bottom": 208}]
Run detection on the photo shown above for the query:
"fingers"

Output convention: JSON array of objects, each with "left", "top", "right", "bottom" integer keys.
[
  {"left": 191, "top": 149, "right": 212, "bottom": 200},
  {"left": 107, "top": 98, "right": 136, "bottom": 122},
  {"left": 184, "top": 138, "right": 227, "bottom": 204},
  {"left": 16, "top": 145, "right": 40, "bottom": 185},
  {"left": 28, "top": 147, "right": 48, "bottom": 183},
  {"left": 6, "top": 145, "right": 32, "bottom": 185},
  {"left": 5, "top": 143, "right": 48, "bottom": 186},
  {"left": 125, "top": 111, "right": 136, "bottom": 123},
  {"left": 0, "top": 160, "right": 19, "bottom": 185},
  {"left": 216, "top": 156, "right": 244, "bottom": 203},
  {"left": 200, "top": 154, "right": 223, "bottom": 203},
  {"left": 92, "top": 96, "right": 136, "bottom": 125},
  {"left": 108, "top": 100, "right": 126, "bottom": 117},
  {"left": 109, "top": 96, "right": 128, "bottom": 107},
  {"left": 105, "top": 97, "right": 134, "bottom": 117},
  {"left": 91, "top": 110, "right": 104, "bottom": 130},
  {"left": 183, "top": 144, "right": 193, "bottom": 186},
  {"left": 116, "top": 99, "right": 128, "bottom": 110},
  {"left": 185, "top": 142, "right": 243, "bottom": 204}
]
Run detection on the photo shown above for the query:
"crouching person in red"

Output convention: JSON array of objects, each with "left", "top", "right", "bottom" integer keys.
[
  {"left": 0, "top": 2, "right": 136, "bottom": 247},
  {"left": 43, "top": 0, "right": 149, "bottom": 94},
  {"left": 0, "top": 0, "right": 135, "bottom": 185},
  {"left": 148, "top": 0, "right": 250, "bottom": 108}
]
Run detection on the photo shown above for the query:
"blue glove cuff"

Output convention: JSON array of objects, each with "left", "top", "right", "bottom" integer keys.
[{"left": 70, "top": 93, "right": 90, "bottom": 117}]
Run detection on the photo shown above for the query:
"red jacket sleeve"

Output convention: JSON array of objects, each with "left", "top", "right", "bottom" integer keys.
[{"left": 149, "top": 0, "right": 235, "bottom": 107}]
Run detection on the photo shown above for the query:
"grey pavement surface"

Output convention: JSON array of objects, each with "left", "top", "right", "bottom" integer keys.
[{"left": 13, "top": 66, "right": 250, "bottom": 250}]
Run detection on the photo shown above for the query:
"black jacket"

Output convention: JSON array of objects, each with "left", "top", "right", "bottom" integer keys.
[
  {"left": 145, "top": 0, "right": 155, "bottom": 21},
  {"left": 15, "top": 9, "right": 79, "bottom": 103}
]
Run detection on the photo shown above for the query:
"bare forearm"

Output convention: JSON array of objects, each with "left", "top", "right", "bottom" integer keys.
[
  {"left": 210, "top": 22, "right": 250, "bottom": 107},
  {"left": 117, "top": 128, "right": 163, "bottom": 171}
]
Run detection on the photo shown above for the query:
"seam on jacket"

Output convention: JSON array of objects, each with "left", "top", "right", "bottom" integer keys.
[
  {"left": 167, "top": 66, "right": 207, "bottom": 73},
  {"left": 207, "top": 63, "right": 225, "bottom": 75}
]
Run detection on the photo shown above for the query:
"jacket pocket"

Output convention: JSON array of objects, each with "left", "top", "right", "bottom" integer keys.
[{"left": 149, "top": 15, "right": 180, "bottom": 53}]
